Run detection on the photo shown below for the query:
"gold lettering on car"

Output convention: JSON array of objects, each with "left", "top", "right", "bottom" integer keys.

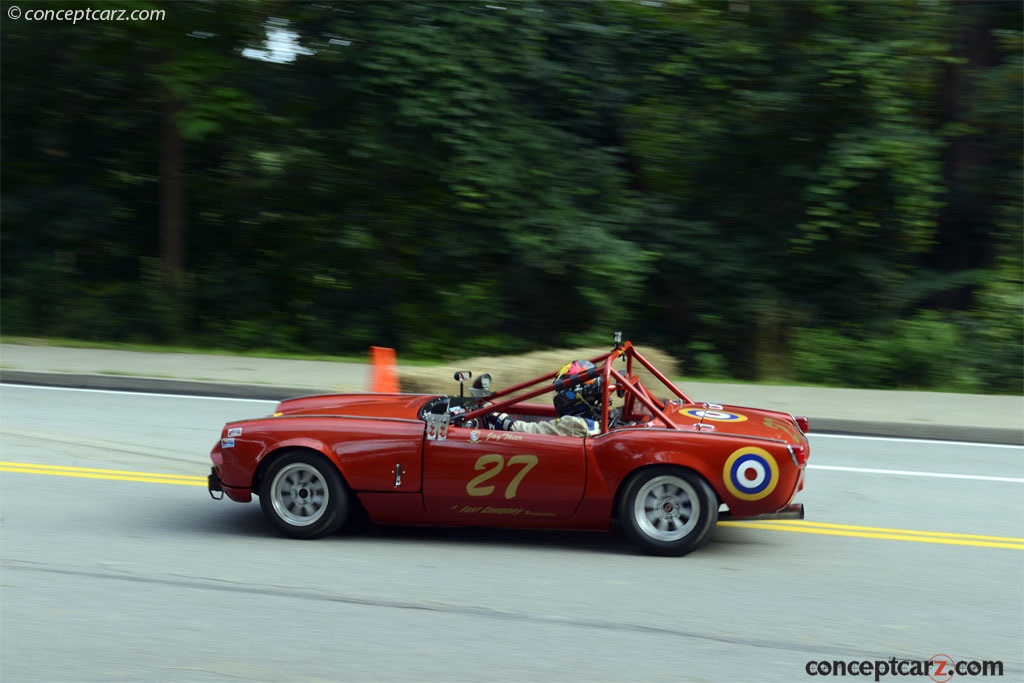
[
  {"left": 764, "top": 416, "right": 802, "bottom": 442},
  {"left": 484, "top": 432, "right": 523, "bottom": 442},
  {"left": 465, "top": 453, "right": 503, "bottom": 497},
  {"left": 465, "top": 453, "right": 539, "bottom": 499}
]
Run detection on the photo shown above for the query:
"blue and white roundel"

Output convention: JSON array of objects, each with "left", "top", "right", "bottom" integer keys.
[
  {"left": 681, "top": 408, "right": 748, "bottom": 423},
  {"left": 723, "top": 447, "right": 779, "bottom": 501}
]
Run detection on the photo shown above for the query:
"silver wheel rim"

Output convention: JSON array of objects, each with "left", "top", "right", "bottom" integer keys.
[
  {"left": 270, "top": 462, "right": 330, "bottom": 527},
  {"left": 633, "top": 475, "right": 700, "bottom": 542}
]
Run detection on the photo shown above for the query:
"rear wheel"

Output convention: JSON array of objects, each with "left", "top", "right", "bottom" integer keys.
[
  {"left": 619, "top": 467, "right": 718, "bottom": 556},
  {"left": 259, "top": 451, "right": 349, "bottom": 539}
]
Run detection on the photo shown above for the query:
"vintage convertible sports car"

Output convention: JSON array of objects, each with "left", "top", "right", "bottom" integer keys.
[{"left": 208, "top": 336, "right": 809, "bottom": 556}]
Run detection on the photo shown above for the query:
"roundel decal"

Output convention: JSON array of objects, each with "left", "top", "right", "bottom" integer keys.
[
  {"left": 681, "top": 408, "right": 748, "bottom": 423},
  {"left": 723, "top": 447, "right": 779, "bottom": 501}
]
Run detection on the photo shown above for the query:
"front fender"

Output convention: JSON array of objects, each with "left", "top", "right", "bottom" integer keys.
[
  {"left": 252, "top": 437, "right": 339, "bottom": 492},
  {"left": 247, "top": 417, "right": 426, "bottom": 493}
]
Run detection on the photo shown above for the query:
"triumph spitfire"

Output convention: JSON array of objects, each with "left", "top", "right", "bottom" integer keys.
[{"left": 208, "top": 336, "right": 809, "bottom": 556}]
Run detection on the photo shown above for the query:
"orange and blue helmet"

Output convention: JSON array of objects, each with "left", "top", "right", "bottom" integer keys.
[{"left": 552, "top": 360, "right": 602, "bottom": 418}]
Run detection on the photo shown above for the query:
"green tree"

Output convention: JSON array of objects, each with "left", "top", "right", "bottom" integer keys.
[
  {"left": 1, "top": 0, "right": 267, "bottom": 340},
  {"left": 2, "top": 1, "right": 1019, "bottom": 392}
]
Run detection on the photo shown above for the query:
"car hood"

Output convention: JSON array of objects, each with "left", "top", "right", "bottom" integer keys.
[
  {"left": 670, "top": 402, "right": 809, "bottom": 445},
  {"left": 273, "top": 393, "right": 430, "bottom": 420}
]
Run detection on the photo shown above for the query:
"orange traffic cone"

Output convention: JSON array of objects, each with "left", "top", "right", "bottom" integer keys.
[{"left": 369, "top": 346, "right": 399, "bottom": 393}]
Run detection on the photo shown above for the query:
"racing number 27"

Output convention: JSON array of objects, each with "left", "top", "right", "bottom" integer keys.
[{"left": 466, "top": 454, "right": 539, "bottom": 499}]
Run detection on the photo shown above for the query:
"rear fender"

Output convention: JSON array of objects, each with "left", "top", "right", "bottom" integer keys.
[
  {"left": 611, "top": 453, "right": 722, "bottom": 515},
  {"left": 658, "top": 452, "right": 721, "bottom": 492}
]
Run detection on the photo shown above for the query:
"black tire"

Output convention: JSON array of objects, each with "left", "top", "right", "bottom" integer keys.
[
  {"left": 618, "top": 466, "right": 718, "bottom": 556},
  {"left": 259, "top": 450, "right": 349, "bottom": 539}
]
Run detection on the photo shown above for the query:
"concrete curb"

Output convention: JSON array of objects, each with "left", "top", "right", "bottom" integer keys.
[
  {"left": 809, "top": 417, "right": 1022, "bottom": 446},
  {"left": 3, "top": 370, "right": 1021, "bottom": 445},
  {"left": 0, "top": 370, "right": 322, "bottom": 402}
]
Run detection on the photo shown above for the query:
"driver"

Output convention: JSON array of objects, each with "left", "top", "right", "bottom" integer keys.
[{"left": 487, "top": 360, "right": 602, "bottom": 437}]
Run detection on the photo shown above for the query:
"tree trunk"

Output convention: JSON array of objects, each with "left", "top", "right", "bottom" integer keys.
[
  {"left": 160, "top": 91, "right": 185, "bottom": 275},
  {"left": 931, "top": 2, "right": 1000, "bottom": 308},
  {"left": 157, "top": 89, "right": 187, "bottom": 341}
]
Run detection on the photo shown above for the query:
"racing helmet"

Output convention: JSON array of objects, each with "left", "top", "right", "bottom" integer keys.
[{"left": 552, "top": 359, "right": 602, "bottom": 419}]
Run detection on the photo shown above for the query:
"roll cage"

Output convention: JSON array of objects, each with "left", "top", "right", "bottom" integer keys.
[{"left": 457, "top": 341, "right": 693, "bottom": 433}]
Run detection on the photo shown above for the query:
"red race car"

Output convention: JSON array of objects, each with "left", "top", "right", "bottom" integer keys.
[{"left": 208, "top": 336, "right": 809, "bottom": 556}]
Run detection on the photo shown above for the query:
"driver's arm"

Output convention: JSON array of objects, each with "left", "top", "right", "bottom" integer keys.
[{"left": 489, "top": 413, "right": 598, "bottom": 437}]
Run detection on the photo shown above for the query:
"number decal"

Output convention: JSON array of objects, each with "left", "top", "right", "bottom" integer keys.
[
  {"left": 466, "top": 454, "right": 504, "bottom": 497},
  {"left": 465, "top": 454, "right": 539, "bottom": 499},
  {"left": 504, "top": 454, "right": 538, "bottom": 499}
]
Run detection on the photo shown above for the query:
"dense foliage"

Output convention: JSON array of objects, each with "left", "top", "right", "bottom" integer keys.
[{"left": 2, "top": 0, "right": 1020, "bottom": 393}]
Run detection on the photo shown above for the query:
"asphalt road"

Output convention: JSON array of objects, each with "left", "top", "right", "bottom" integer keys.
[{"left": 1, "top": 385, "right": 1022, "bottom": 682}]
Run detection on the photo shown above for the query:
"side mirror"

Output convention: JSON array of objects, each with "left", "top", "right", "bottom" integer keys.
[
  {"left": 470, "top": 373, "right": 493, "bottom": 397},
  {"left": 453, "top": 371, "right": 472, "bottom": 399}
]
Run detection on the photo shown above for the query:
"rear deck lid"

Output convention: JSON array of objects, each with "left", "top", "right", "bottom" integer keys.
[{"left": 670, "top": 402, "right": 809, "bottom": 446}]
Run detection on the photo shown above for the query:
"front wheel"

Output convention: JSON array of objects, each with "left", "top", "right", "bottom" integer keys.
[
  {"left": 259, "top": 451, "right": 349, "bottom": 539},
  {"left": 618, "top": 467, "right": 718, "bottom": 556}
]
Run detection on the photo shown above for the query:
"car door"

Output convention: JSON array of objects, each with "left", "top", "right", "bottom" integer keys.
[{"left": 422, "top": 424, "right": 587, "bottom": 521}]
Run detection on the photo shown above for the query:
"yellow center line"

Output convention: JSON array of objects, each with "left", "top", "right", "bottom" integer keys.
[
  {"left": 3, "top": 461, "right": 1021, "bottom": 549},
  {"left": 717, "top": 521, "right": 1024, "bottom": 550},
  {"left": 729, "top": 518, "right": 1023, "bottom": 542},
  {"left": 1, "top": 460, "right": 202, "bottom": 479},
  {"left": 0, "top": 461, "right": 207, "bottom": 486}
]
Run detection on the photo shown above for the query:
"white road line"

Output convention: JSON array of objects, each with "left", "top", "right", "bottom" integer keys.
[
  {"left": 0, "top": 383, "right": 276, "bottom": 404},
  {"left": 807, "top": 464, "right": 1024, "bottom": 483},
  {"left": 810, "top": 432, "right": 1022, "bottom": 450}
]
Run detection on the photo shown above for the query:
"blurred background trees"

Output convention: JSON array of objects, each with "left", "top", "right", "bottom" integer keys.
[{"left": 2, "top": 0, "right": 1020, "bottom": 393}]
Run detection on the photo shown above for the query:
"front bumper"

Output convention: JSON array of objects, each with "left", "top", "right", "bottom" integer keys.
[
  {"left": 208, "top": 466, "right": 253, "bottom": 503},
  {"left": 208, "top": 468, "right": 223, "bottom": 500}
]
